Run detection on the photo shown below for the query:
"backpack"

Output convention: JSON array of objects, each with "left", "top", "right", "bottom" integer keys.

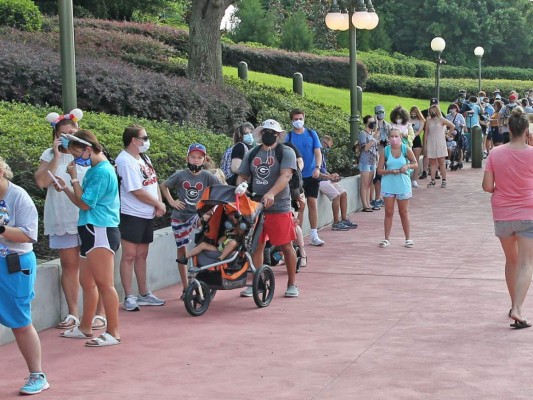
[
  {"left": 501, "top": 104, "right": 517, "bottom": 127},
  {"left": 220, "top": 144, "right": 235, "bottom": 179},
  {"left": 248, "top": 143, "right": 303, "bottom": 201}
]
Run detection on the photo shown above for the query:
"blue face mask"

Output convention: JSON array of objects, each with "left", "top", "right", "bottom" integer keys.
[
  {"left": 74, "top": 149, "right": 91, "bottom": 167},
  {"left": 243, "top": 133, "right": 254, "bottom": 145},
  {"left": 60, "top": 137, "right": 70, "bottom": 149}
]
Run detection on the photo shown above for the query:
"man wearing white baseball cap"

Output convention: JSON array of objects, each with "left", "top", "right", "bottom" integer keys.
[{"left": 238, "top": 119, "right": 300, "bottom": 297}]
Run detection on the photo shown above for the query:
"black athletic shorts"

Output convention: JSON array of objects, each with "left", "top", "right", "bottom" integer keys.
[
  {"left": 119, "top": 213, "right": 154, "bottom": 244},
  {"left": 302, "top": 177, "right": 320, "bottom": 199},
  {"left": 412, "top": 135, "right": 422, "bottom": 149},
  {"left": 78, "top": 224, "right": 121, "bottom": 257}
]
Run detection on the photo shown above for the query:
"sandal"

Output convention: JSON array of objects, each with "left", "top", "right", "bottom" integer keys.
[
  {"left": 85, "top": 332, "right": 121, "bottom": 347},
  {"left": 405, "top": 239, "right": 414, "bottom": 248},
  {"left": 60, "top": 326, "right": 92, "bottom": 339},
  {"left": 441, "top": 180, "right": 447, "bottom": 188},
  {"left": 92, "top": 315, "right": 107, "bottom": 330},
  {"left": 378, "top": 239, "right": 390, "bottom": 248},
  {"left": 56, "top": 314, "right": 79, "bottom": 329},
  {"left": 427, "top": 181, "right": 436, "bottom": 188},
  {"left": 362, "top": 208, "right": 373, "bottom": 212},
  {"left": 299, "top": 256, "right": 307, "bottom": 268}
]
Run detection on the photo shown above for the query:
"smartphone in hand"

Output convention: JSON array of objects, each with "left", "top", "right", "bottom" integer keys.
[{"left": 47, "top": 170, "right": 61, "bottom": 187}]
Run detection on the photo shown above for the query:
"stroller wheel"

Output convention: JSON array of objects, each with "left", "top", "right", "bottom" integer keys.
[
  {"left": 184, "top": 280, "right": 211, "bottom": 316},
  {"left": 252, "top": 265, "right": 275, "bottom": 308}
]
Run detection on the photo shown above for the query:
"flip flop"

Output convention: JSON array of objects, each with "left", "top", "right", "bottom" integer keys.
[
  {"left": 92, "top": 315, "right": 107, "bottom": 330},
  {"left": 85, "top": 332, "right": 121, "bottom": 347},
  {"left": 362, "top": 208, "right": 373, "bottom": 212},
  {"left": 56, "top": 314, "right": 79, "bottom": 329},
  {"left": 60, "top": 326, "right": 92, "bottom": 339}
]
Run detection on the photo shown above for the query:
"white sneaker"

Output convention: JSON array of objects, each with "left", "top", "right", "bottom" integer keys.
[
  {"left": 240, "top": 286, "right": 253, "bottom": 297},
  {"left": 412, "top": 181, "right": 419, "bottom": 188},
  {"left": 310, "top": 236, "right": 325, "bottom": 246}
]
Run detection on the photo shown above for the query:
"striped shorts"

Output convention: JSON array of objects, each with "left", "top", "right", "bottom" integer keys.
[{"left": 171, "top": 215, "right": 200, "bottom": 249}]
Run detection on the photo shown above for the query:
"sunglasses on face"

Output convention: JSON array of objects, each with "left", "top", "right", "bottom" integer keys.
[
  {"left": 136, "top": 136, "right": 149, "bottom": 142},
  {"left": 262, "top": 129, "right": 278, "bottom": 136}
]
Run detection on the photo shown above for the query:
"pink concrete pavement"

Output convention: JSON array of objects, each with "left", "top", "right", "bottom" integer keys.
[{"left": 2, "top": 164, "right": 532, "bottom": 399}]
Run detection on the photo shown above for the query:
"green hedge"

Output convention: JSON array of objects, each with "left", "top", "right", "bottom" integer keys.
[
  {"left": 0, "top": 0, "right": 42, "bottom": 31},
  {"left": 222, "top": 44, "right": 368, "bottom": 89},
  {"left": 366, "top": 74, "right": 533, "bottom": 103}
]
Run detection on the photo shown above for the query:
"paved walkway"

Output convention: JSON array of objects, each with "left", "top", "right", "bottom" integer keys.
[{"left": 2, "top": 165, "right": 531, "bottom": 399}]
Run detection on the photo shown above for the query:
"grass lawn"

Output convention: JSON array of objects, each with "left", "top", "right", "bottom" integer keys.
[{"left": 223, "top": 66, "right": 430, "bottom": 117}]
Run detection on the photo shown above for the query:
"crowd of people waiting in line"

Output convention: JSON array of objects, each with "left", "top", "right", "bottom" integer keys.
[{"left": 1, "top": 92, "right": 532, "bottom": 395}]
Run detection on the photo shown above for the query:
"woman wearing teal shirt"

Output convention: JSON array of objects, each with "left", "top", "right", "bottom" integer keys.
[
  {"left": 53, "top": 130, "right": 121, "bottom": 347},
  {"left": 377, "top": 129, "right": 418, "bottom": 249}
]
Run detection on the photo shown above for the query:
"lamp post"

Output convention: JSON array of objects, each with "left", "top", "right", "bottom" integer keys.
[
  {"left": 325, "top": 0, "right": 379, "bottom": 149},
  {"left": 474, "top": 46, "right": 484, "bottom": 93},
  {"left": 430, "top": 37, "right": 446, "bottom": 103},
  {"left": 59, "top": 0, "right": 77, "bottom": 112}
]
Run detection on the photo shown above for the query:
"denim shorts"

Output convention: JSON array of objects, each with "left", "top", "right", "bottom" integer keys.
[
  {"left": 382, "top": 191, "right": 412, "bottom": 201},
  {"left": 494, "top": 220, "right": 533, "bottom": 238},
  {"left": 359, "top": 163, "right": 376, "bottom": 173}
]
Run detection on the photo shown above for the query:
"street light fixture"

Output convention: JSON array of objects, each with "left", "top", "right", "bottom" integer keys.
[
  {"left": 430, "top": 37, "right": 446, "bottom": 103},
  {"left": 474, "top": 46, "right": 484, "bottom": 93},
  {"left": 325, "top": 0, "right": 379, "bottom": 149}
]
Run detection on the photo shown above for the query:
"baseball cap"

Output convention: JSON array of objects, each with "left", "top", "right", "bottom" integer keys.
[
  {"left": 429, "top": 98, "right": 439, "bottom": 106},
  {"left": 187, "top": 143, "right": 206, "bottom": 156},
  {"left": 374, "top": 105, "right": 385, "bottom": 114},
  {"left": 509, "top": 94, "right": 518, "bottom": 101},
  {"left": 253, "top": 119, "right": 285, "bottom": 144},
  {"left": 493, "top": 89, "right": 501, "bottom": 94}
]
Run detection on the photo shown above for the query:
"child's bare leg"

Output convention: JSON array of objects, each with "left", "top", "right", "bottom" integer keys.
[
  {"left": 219, "top": 240, "right": 238, "bottom": 260},
  {"left": 186, "top": 242, "right": 217, "bottom": 258}
]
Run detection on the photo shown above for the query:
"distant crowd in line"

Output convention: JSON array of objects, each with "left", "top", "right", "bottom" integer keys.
[{"left": 1, "top": 90, "right": 532, "bottom": 394}]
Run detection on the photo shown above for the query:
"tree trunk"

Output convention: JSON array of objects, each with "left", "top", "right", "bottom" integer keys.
[{"left": 188, "top": 0, "right": 234, "bottom": 83}]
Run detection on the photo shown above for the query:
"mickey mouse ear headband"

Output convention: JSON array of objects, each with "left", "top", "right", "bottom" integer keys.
[
  {"left": 61, "top": 133, "right": 92, "bottom": 147},
  {"left": 46, "top": 109, "right": 84, "bottom": 127}
]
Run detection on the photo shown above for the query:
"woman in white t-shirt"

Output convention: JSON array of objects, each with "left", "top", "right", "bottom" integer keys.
[
  {"left": 115, "top": 125, "right": 167, "bottom": 311},
  {"left": 34, "top": 111, "right": 105, "bottom": 330}
]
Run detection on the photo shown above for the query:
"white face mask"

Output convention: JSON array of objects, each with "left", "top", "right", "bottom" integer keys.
[
  {"left": 292, "top": 120, "right": 304, "bottom": 130},
  {"left": 139, "top": 139, "right": 150, "bottom": 153},
  {"left": 396, "top": 119, "right": 402, "bottom": 125}
]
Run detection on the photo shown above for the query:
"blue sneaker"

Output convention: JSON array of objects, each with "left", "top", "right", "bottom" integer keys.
[
  {"left": 20, "top": 373, "right": 50, "bottom": 395},
  {"left": 377, "top": 199, "right": 385, "bottom": 207},
  {"left": 370, "top": 200, "right": 376, "bottom": 208}
]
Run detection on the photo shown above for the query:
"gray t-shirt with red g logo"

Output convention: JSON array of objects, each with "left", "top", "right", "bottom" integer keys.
[
  {"left": 239, "top": 144, "right": 296, "bottom": 213},
  {"left": 164, "top": 169, "right": 219, "bottom": 221}
]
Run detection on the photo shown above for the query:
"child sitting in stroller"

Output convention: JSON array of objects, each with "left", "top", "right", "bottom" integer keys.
[{"left": 178, "top": 210, "right": 246, "bottom": 264}]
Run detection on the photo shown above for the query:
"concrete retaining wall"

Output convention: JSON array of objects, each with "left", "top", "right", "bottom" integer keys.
[{"left": 0, "top": 175, "right": 361, "bottom": 345}]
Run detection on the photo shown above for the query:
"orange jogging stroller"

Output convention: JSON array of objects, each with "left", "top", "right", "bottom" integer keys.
[{"left": 183, "top": 184, "right": 275, "bottom": 316}]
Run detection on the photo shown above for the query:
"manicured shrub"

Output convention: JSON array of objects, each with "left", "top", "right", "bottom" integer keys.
[
  {"left": 366, "top": 74, "right": 533, "bottom": 103},
  {"left": 0, "top": 0, "right": 42, "bottom": 31},
  {"left": 0, "top": 38, "right": 248, "bottom": 134},
  {"left": 223, "top": 44, "right": 368, "bottom": 89}
]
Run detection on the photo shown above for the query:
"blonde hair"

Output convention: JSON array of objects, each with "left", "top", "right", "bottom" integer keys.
[{"left": 0, "top": 156, "right": 13, "bottom": 180}]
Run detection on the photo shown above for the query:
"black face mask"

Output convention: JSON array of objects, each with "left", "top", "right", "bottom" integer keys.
[
  {"left": 262, "top": 131, "right": 278, "bottom": 146},
  {"left": 187, "top": 162, "right": 203, "bottom": 173},
  {"left": 368, "top": 122, "right": 376, "bottom": 129},
  {"left": 430, "top": 112, "right": 437, "bottom": 118}
]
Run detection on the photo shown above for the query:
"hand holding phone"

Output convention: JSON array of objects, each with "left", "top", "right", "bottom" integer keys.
[{"left": 47, "top": 170, "right": 61, "bottom": 187}]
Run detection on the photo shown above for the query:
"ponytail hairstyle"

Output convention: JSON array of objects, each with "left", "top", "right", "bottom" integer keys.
[
  {"left": 508, "top": 107, "right": 528, "bottom": 139},
  {"left": 68, "top": 130, "right": 103, "bottom": 154}
]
